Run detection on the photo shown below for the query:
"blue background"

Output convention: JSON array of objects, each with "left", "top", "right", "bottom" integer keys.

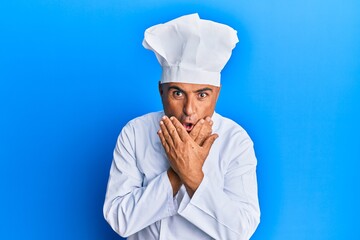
[{"left": 1, "top": 1, "right": 359, "bottom": 239}]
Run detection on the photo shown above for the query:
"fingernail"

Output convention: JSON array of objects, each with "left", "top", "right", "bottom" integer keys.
[
  {"left": 200, "top": 119, "right": 205, "bottom": 124},
  {"left": 170, "top": 116, "right": 175, "bottom": 121},
  {"left": 158, "top": 130, "right": 162, "bottom": 134},
  {"left": 160, "top": 121, "right": 164, "bottom": 125},
  {"left": 162, "top": 116, "right": 166, "bottom": 120}
]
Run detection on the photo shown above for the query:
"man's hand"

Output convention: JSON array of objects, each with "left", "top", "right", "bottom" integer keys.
[
  {"left": 165, "top": 117, "right": 214, "bottom": 196},
  {"left": 158, "top": 116, "right": 218, "bottom": 197},
  {"left": 189, "top": 117, "right": 213, "bottom": 146}
]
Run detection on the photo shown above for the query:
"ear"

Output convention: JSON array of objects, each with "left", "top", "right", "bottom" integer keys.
[
  {"left": 215, "top": 85, "right": 221, "bottom": 102},
  {"left": 158, "top": 82, "right": 163, "bottom": 96}
]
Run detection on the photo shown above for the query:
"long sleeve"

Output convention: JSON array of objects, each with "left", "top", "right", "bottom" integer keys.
[
  {"left": 103, "top": 112, "right": 261, "bottom": 239},
  {"left": 103, "top": 122, "right": 177, "bottom": 237},
  {"left": 177, "top": 133, "right": 260, "bottom": 240}
]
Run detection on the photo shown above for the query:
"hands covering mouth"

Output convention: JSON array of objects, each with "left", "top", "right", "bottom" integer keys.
[{"left": 157, "top": 115, "right": 218, "bottom": 197}]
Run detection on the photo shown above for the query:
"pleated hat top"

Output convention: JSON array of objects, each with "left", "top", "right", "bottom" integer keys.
[{"left": 142, "top": 13, "right": 239, "bottom": 87}]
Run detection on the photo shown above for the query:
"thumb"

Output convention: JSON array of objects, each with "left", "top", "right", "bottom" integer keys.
[{"left": 202, "top": 133, "right": 218, "bottom": 150}]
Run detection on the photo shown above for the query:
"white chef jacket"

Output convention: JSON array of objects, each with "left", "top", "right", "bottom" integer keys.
[{"left": 103, "top": 111, "right": 260, "bottom": 240}]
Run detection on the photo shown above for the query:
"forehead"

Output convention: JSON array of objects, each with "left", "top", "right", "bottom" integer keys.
[{"left": 162, "top": 82, "right": 218, "bottom": 92}]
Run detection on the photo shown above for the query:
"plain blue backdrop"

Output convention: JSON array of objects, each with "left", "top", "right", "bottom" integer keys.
[{"left": 1, "top": 0, "right": 359, "bottom": 239}]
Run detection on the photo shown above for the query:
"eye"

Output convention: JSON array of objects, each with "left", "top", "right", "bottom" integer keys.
[
  {"left": 198, "top": 92, "right": 208, "bottom": 98},
  {"left": 172, "top": 90, "right": 183, "bottom": 98}
]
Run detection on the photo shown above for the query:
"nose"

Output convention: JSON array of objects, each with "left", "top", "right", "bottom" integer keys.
[{"left": 183, "top": 97, "right": 195, "bottom": 116}]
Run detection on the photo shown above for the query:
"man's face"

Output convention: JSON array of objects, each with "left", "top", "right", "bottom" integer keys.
[{"left": 159, "top": 82, "right": 221, "bottom": 132}]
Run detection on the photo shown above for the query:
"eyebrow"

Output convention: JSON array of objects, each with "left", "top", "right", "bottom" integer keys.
[
  {"left": 194, "top": 87, "right": 213, "bottom": 93},
  {"left": 168, "top": 86, "right": 213, "bottom": 93},
  {"left": 168, "top": 86, "right": 184, "bottom": 92}
]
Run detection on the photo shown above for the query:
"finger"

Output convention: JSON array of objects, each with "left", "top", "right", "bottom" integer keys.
[
  {"left": 189, "top": 119, "right": 204, "bottom": 141},
  {"left": 205, "top": 116, "right": 213, "bottom": 126},
  {"left": 162, "top": 116, "right": 183, "bottom": 145},
  {"left": 158, "top": 129, "right": 170, "bottom": 153},
  {"left": 195, "top": 119, "right": 212, "bottom": 146},
  {"left": 169, "top": 116, "right": 189, "bottom": 142},
  {"left": 160, "top": 119, "right": 175, "bottom": 147},
  {"left": 202, "top": 133, "right": 219, "bottom": 151}
]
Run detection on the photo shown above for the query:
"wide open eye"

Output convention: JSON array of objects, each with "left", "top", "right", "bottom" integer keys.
[
  {"left": 173, "top": 90, "right": 183, "bottom": 98},
  {"left": 198, "top": 92, "right": 208, "bottom": 98}
]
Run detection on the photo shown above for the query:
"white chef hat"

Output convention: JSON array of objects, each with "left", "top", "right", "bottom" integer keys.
[{"left": 142, "top": 13, "right": 239, "bottom": 87}]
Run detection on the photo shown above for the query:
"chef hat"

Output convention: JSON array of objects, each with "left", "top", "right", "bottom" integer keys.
[{"left": 142, "top": 13, "right": 239, "bottom": 87}]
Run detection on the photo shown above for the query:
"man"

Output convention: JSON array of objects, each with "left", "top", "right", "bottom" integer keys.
[{"left": 103, "top": 13, "right": 260, "bottom": 240}]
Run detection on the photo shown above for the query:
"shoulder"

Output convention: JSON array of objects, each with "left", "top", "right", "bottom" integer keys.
[
  {"left": 213, "top": 112, "right": 254, "bottom": 145},
  {"left": 121, "top": 111, "right": 163, "bottom": 135},
  {"left": 116, "top": 111, "right": 163, "bottom": 145},
  {"left": 214, "top": 113, "right": 257, "bottom": 166},
  {"left": 213, "top": 112, "right": 247, "bottom": 135},
  {"left": 127, "top": 111, "right": 163, "bottom": 127}
]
